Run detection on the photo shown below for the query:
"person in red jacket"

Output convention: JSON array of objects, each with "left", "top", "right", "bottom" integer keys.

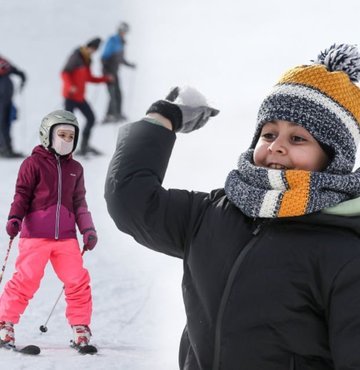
[
  {"left": 0, "top": 110, "right": 98, "bottom": 350},
  {"left": 61, "top": 37, "right": 111, "bottom": 156}
]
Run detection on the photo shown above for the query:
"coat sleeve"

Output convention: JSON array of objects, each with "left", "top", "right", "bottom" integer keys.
[
  {"left": 9, "top": 66, "right": 26, "bottom": 84},
  {"left": 8, "top": 158, "right": 37, "bottom": 219},
  {"left": 328, "top": 256, "right": 360, "bottom": 367},
  {"left": 104, "top": 120, "right": 208, "bottom": 259},
  {"left": 118, "top": 50, "right": 134, "bottom": 67},
  {"left": 86, "top": 66, "right": 109, "bottom": 83},
  {"left": 61, "top": 70, "right": 74, "bottom": 93},
  {"left": 73, "top": 164, "right": 95, "bottom": 234}
]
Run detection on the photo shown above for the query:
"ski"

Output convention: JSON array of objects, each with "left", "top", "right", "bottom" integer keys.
[
  {"left": 0, "top": 342, "right": 41, "bottom": 355},
  {"left": 15, "top": 344, "right": 41, "bottom": 355},
  {"left": 70, "top": 341, "right": 97, "bottom": 355}
]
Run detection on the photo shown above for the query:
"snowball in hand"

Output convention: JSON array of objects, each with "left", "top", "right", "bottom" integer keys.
[{"left": 172, "top": 86, "right": 209, "bottom": 107}]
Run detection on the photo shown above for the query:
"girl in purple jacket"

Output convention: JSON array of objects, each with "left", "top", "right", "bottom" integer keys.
[{"left": 0, "top": 110, "right": 97, "bottom": 349}]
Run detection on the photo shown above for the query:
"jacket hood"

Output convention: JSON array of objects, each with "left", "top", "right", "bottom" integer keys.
[
  {"left": 278, "top": 198, "right": 360, "bottom": 237},
  {"left": 322, "top": 197, "right": 360, "bottom": 217},
  {"left": 32, "top": 145, "right": 52, "bottom": 157}
]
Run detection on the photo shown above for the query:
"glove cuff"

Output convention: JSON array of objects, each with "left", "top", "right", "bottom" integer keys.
[
  {"left": 82, "top": 227, "right": 96, "bottom": 234},
  {"left": 146, "top": 100, "right": 182, "bottom": 131},
  {"left": 8, "top": 215, "right": 22, "bottom": 221}
]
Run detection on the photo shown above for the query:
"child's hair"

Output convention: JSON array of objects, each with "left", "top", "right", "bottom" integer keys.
[{"left": 251, "top": 44, "right": 360, "bottom": 175}]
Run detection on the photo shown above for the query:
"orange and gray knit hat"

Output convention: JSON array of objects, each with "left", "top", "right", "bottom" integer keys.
[{"left": 252, "top": 43, "right": 360, "bottom": 175}]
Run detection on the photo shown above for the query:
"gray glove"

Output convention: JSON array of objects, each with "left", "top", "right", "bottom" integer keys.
[{"left": 146, "top": 86, "right": 219, "bottom": 133}]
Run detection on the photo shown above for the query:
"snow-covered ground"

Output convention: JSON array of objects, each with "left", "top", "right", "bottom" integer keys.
[{"left": 1, "top": 0, "right": 360, "bottom": 368}]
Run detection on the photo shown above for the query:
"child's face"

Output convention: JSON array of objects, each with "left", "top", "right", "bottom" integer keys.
[
  {"left": 56, "top": 129, "right": 75, "bottom": 143},
  {"left": 253, "top": 120, "right": 329, "bottom": 171}
]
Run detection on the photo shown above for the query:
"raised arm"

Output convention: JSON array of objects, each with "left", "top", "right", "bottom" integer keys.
[{"left": 105, "top": 86, "right": 219, "bottom": 258}]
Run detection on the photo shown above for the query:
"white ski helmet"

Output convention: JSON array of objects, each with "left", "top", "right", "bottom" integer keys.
[{"left": 39, "top": 110, "right": 79, "bottom": 151}]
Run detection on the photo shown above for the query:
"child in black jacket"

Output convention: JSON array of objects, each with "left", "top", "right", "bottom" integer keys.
[{"left": 105, "top": 44, "right": 360, "bottom": 370}]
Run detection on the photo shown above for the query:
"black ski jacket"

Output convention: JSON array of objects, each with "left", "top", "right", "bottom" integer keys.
[{"left": 105, "top": 121, "right": 360, "bottom": 370}]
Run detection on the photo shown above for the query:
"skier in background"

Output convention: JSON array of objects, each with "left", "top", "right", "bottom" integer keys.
[
  {"left": 61, "top": 37, "right": 112, "bottom": 156},
  {"left": 0, "top": 110, "right": 97, "bottom": 350},
  {"left": 0, "top": 55, "right": 26, "bottom": 158},
  {"left": 101, "top": 22, "right": 136, "bottom": 124}
]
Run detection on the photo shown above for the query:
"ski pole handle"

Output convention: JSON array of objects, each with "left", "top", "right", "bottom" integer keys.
[{"left": 0, "top": 237, "right": 15, "bottom": 286}]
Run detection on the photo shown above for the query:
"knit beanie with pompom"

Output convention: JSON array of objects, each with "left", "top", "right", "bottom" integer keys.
[{"left": 253, "top": 43, "right": 360, "bottom": 175}]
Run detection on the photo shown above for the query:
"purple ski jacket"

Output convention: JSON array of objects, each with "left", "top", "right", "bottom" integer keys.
[{"left": 8, "top": 145, "right": 95, "bottom": 239}]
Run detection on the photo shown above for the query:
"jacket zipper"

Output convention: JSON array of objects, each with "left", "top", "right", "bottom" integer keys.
[
  {"left": 212, "top": 223, "right": 263, "bottom": 370},
  {"left": 55, "top": 156, "right": 62, "bottom": 240}
]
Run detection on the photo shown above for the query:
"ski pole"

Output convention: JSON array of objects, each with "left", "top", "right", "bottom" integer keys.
[
  {"left": 39, "top": 285, "right": 63, "bottom": 333},
  {"left": 39, "top": 248, "right": 86, "bottom": 333},
  {"left": 0, "top": 237, "right": 15, "bottom": 286}
]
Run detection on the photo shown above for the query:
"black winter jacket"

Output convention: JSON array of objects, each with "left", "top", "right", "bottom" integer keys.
[{"left": 105, "top": 121, "right": 360, "bottom": 370}]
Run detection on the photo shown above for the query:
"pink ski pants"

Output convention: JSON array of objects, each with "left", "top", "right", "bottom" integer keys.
[{"left": 0, "top": 238, "right": 92, "bottom": 325}]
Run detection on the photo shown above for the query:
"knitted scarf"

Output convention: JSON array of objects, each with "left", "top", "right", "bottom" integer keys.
[{"left": 224, "top": 149, "right": 360, "bottom": 218}]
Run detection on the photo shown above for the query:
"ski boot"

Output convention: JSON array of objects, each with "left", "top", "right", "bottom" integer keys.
[
  {"left": 72, "top": 325, "right": 92, "bottom": 347},
  {"left": 70, "top": 325, "right": 97, "bottom": 354},
  {"left": 0, "top": 321, "right": 15, "bottom": 347}
]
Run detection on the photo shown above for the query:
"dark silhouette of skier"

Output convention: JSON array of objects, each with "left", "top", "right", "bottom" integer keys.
[{"left": 0, "top": 55, "right": 26, "bottom": 158}]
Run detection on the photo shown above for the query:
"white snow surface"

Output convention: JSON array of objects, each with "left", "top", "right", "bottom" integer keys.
[{"left": 1, "top": 0, "right": 360, "bottom": 369}]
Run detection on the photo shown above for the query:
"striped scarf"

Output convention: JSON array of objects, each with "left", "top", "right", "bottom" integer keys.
[{"left": 224, "top": 149, "right": 360, "bottom": 218}]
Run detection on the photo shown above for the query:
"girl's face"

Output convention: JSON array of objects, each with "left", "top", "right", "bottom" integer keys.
[
  {"left": 56, "top": 129, "right": 75, "bottom": 143},
  {"left": 51, "top": 125, "right": 75, "bottom": 156},
  {"left": 253, "top": 120, "right": 329, "bottom": 172}
]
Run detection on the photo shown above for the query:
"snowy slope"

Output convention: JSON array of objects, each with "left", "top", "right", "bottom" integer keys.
[{"left": 1, "top": 0, "right": 360, "bottom": 369}]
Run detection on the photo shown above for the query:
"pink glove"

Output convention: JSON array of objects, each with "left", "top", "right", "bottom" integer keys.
[
  {"left": 6, "top": 218, "right": 22, "bottom": 238},
  {"left": 83, "top": 229, "right": 98, "bottom": 251}
]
